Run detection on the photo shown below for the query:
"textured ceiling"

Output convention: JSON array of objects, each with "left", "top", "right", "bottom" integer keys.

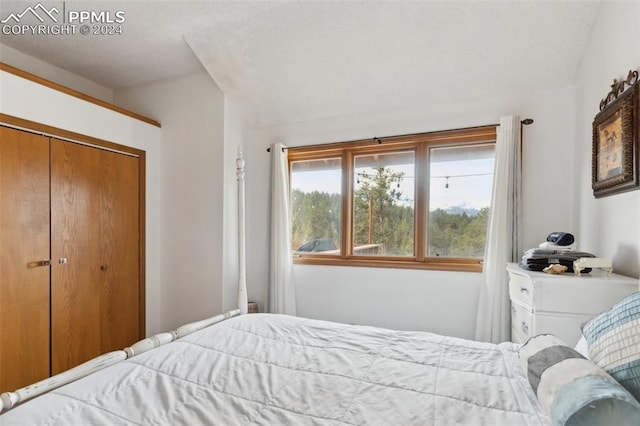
[{"left": 0, "top": 1, "right": 600, "bottom": 126}]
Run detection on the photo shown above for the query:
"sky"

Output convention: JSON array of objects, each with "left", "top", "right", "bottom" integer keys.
[{"left": 291, "top": 157, "right": 494, "bottom": 211}]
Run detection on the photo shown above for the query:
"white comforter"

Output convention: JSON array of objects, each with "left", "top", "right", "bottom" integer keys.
[{"left": 1, "top": 314, "right": 549, "bottom": 425}]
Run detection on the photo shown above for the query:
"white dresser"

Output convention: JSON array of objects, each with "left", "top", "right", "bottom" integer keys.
[{"left": 507, "top": 263, "right": 639, "bottom": 345}]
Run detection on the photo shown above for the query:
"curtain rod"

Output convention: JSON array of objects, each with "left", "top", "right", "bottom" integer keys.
[{"left": 266, "top": 118, "right": 534, "bottom": 152}]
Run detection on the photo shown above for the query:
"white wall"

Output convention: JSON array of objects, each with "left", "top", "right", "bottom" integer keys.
[
  {"left": 0, "top": 43, "right": 114, "bottom": 102},
  {"left": 243, "top": 85, "right": 577, "bottom": 339},
  {"left": 0, "top": 69, "right": 163, "bottom": 336},
  {"left": 114, "top": 71, "right": 226, "bottom": 332},
  {"left": 573, "top": 1, "right": 640, "bottom": 279}
]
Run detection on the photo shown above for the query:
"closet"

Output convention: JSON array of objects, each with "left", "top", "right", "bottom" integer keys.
[{"left": 0, "top": 125, "right": 143, "bottom": 391}]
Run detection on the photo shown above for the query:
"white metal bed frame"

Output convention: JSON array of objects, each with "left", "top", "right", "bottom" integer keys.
[{"left": 0, "top": 149, "right": 250, "bottom": 413}]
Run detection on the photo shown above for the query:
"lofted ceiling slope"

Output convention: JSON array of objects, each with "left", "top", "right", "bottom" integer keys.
[{"left": 0, "top": 1, "right": 601, "bottom": 126}]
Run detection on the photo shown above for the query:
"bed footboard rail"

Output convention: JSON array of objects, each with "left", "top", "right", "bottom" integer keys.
[
  {"left": 1, "top": 351, "right": 127, "bottom": 413},
  {"left": 0, "top": 309, "right": 241, "bottom": 413}
]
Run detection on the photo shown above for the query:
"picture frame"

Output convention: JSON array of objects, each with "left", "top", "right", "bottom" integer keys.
[{"left": 592, "top": 70, "right": 639, "bottom": 198}]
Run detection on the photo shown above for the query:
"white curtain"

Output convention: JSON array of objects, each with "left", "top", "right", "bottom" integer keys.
[
  {"left": 474, "top": 115, "right": 522, "bottom": 343},
  {"left": 268, "top": 143, "right": 297, "bottom": 315}
]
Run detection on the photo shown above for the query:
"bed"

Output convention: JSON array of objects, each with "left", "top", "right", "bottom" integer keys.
[
  {"left": 1, "top": 313, "right": 547, "bottom": 425},
  {"left": 1, "top": 151, "right": 639, "bottom": 425}
]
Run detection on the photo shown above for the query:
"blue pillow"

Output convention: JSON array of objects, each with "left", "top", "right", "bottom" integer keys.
[
  {"left": 582, "top": 291, "right": 640, "bottom": 401},
  {"left": 519, "top": 334, "right": 640, "bottom": 426}
]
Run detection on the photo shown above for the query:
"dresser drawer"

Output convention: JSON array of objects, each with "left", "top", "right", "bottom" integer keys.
[
  {"left": 537, "top": 277, "right": 638, "bottom": 314},
  {"left": 508, "top": 265, "right": 638, "bottom": 313},
  {"left": 511, "top": 300, "right": 533, "bottom": 344},
  {"left": 508, "top": 271, "right": 534, "bottom": 307}
]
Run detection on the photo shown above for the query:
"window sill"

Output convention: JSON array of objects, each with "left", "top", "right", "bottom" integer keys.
[{"left": 292, "top": 256, "right": 483, "bottom": 273}]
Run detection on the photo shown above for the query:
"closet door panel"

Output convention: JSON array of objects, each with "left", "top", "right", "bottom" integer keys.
[
  {"left": 98, "top": 149, "right": 139, "bottom": 353},
  {"left": 50, "top": 139, "right": 103, "bottom": 374},
  {"left": 0, "top": 127, "right": 50, "bottom": 391}
]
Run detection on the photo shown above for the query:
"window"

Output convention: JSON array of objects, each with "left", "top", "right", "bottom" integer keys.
[
  {"left": 288, "top": 126, "right": 496, "bottom": 272},
  {"left": 353, "top": 151, "right": 415, "bottom": 257},
  {"left": 427, "top": 143, "right": 495, "bottom": 258},
  {"left": 290, "top": 157, "right": 342, "bottom": 255}
]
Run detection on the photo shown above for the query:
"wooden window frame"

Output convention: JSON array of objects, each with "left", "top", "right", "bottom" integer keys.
[{"left": 288, "top": 126, "right": 497, "bottom": 273}]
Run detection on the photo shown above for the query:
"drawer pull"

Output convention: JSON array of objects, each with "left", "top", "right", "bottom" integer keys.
[
  {"left": 521, "top": 321, "right": 529, "bottom": 335},
  {"left": 520, "top": 286, "right": 529, "bottom": 294}
]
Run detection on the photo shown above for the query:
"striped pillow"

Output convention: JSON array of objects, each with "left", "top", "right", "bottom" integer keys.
[
  {"left": 520, "top": 334, "right": 640, "bottom": 425},
  {"left": 582, "top": 291, "right": 640, "bottom": 401}
]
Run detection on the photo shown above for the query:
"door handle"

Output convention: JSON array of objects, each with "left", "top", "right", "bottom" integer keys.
[{"left": 42, "top": 259, "right": 51, "bottom": 266}]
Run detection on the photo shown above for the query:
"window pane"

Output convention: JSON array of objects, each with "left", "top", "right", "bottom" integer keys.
[
  {"left": 353, "top": 151, "right": 415, "bottom": 257},
  {"left": 290, "top": 158, "right": 341, "bottom": 255},
  {"left": 427, "top": 144, "right": 494, "bottom": 258}
]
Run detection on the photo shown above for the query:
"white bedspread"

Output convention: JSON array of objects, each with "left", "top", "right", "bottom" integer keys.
[{"left": 1, "top": 314, "right": 549, "bottom": 425}]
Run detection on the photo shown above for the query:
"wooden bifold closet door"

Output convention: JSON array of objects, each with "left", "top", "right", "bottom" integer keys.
[
  {"left": 0, "top": 126, "right": 142, "bottom": 390},
  {"left": 50, "top": 139, "right": 140, "bottom": 374}
]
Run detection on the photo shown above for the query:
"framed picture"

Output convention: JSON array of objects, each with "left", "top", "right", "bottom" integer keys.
[{"left": 592, "top": 70, "right": 639, "bottom": 198}]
